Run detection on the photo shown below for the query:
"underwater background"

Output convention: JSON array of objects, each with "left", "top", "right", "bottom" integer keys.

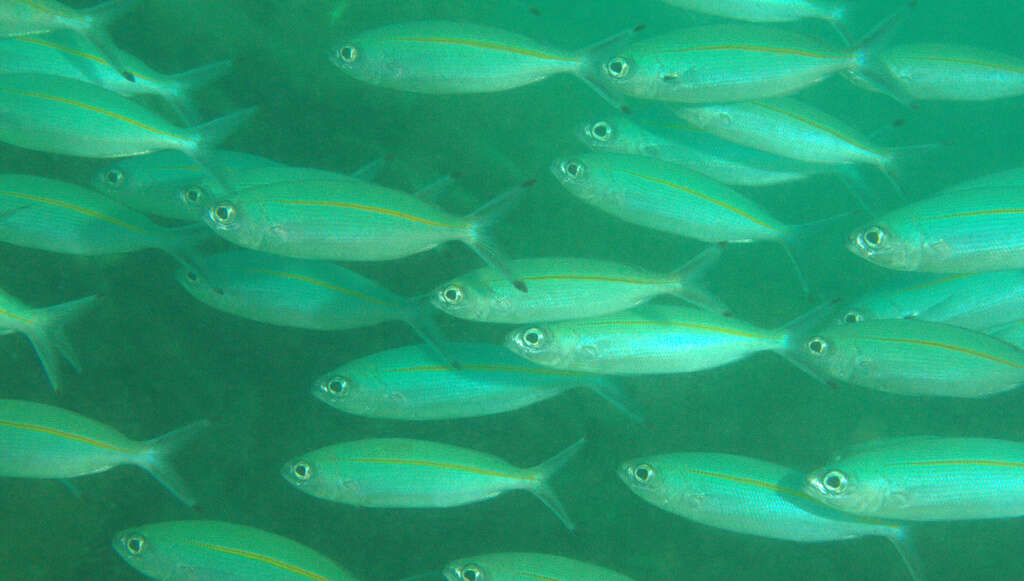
[{"left": 2, "top": 0, "right": 1024, "bottom": 579}]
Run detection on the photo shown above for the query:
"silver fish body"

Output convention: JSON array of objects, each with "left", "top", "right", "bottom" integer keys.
[
  {"left": 281, "top": 437, "right": 584, "bottom": 529},
  {"left": 659, "top": 0, "right": 844, "bottom": 24},
  {"left": 113, "top": 520, "right": 358, "bottom": 581},
  {"left": 444, "top": 553, "right": 636, "bottom": 581},
  {"left": 0, "top": 399, "right": 206, "bottom": 506},
  {"left": 506, "top": 304, "right": 787, "bottom": 375},
  {"left": 787, "top": 318, "right": 1024, "bottom": 397},
  {"left": 312, "top": 343, "right": 623, "bottom": 421},
  {"left": 806, "top": 437, "right": 1024, "bottom": 521},
  {"left": 848, "top": 168, "right": 1024, "bottom": 273},
  {"left": 330, "top": 20, "right": 583, "bottom": 94}
]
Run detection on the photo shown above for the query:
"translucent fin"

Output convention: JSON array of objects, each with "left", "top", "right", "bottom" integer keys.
[
  {"left": 138, "top": 419, "right": 211, "bottom": 508},
  {"left": 193, "top": 107, "right": 259, "bottom": 151},
  {"left": 81, "top": 0, "right": 141, "bottom": 81},
  {"left": 888, "top": 527, "right": 927, "bottom": 581},
  {"left": 465, "top": 180, "right": 533, "bottom": 293},
  {"left": 586, "top": 379, "right": 644, "bottom": 423},
  {"left": 784, "top": 212, "right": 854, "bottom": 298},
  {"left": 834, "top": 165, "right": 878, "bottom": 214},
  {"left": 349, "top": 156, "right": 387, "bottom": 182},
  {"left": 670, "top": 244, "right": 728, "bottom": 314},
  {"left": 400, "top": 305, "right": 459, "bottom": 368},
  {"left": 846, "top": 2, "right": 918, "bottom": 104},
  {"left": 170, "top": 60, "right": 233, "bottom": 93},
  {"left": 412, "top": 174, "right": 456, "bottom": 202},
  {"left": 773, "top": 299, "right": 846, "bottom": 388},
  {"left": 527, "top": 438, "right": 586, "bottom": 531},
  {"left": 24, "top": 295, "right": 98, "bottom": 393},
  {"left": 154, "top": 223, "right": 214, "bottom": 274}
]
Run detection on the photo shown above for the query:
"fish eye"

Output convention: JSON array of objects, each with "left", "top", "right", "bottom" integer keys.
[
  {"left": 292, "top": 461, "right": 313, "bottom": 481},
  {"left": 320, "top": 376, "right": 350, "bottom": 397},
  {"left": 588, "top": 121, "right": 613, "bottom": 142},
  {"left": 124, "top": 533, "right": 146, "bottom": 555},
  {"left": 439, "top": 284, "right": 464, "bottom": 305},
  {"left": 562, "top": 160, "right": 585, "bottom": 180},
  {"left": 521, "top": 327, "right": 546, "bottom": 349},
  {"left": 807, "top": 336, "right": 829, "bottom": 355},
  {"left": 859, "top": 226, "right": 886, "bottom": 249},
  {"left": 458, "top": 565, "right": 483, "bottom": 581},
  {"left": 605, "top": 56, "right": 630, "bottom": 78},
  {"left": 820, "top": 470, "right": 848, "bottom": 494},
  {"left": 104, "top": 169, "right": 124, "bottom": 186},
  {"left": 182, "top": 186, "right": 204, "bottom": 205},
  {"left": 209, "top": 202, "right": 236, "bottom": 225},
  {"left": 842, "top": 311, "right": 864, "bottom": 324},
  {"left": 337, "top": 45, "right": 358, "bottom": 63},
  {"left": 632, "top": 463, "right": 654, "bottom": 484},
  {"left": 184, "top": 270, "right": 199, "bottom": 284}
]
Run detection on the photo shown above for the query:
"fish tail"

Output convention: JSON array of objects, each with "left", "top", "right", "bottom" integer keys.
[
  {"left": 573, "top": 24, "right": 645, "bottom": 113},
  {"left": 528, "top": 438, "right": 586, "bottom": 531},
  {"left": 171, "top": 60, "right": 234, "bottom": 94},
  {"left": 25, "top": 295, "right": 99, "bottom": 393},
  {"left": 193, "top": 107, "right": 260, "bottom": 152},
  {"left": 783, "top": 212, "right": 855, "bottom": 297},
  {"left": 834, "top": 165, "right": 884, "bottom": 214},
  {"left": 845, "top": 2, "right": 918, "bottom": 104},
  {"left": 138, "top": 419, "right": 211, "bottom": 508},
  {"left": 155, "top": 223, "right": 215, "bottom": 275},
  {"left": 669, "top": 243, "right": 729, "bottom": 315},
  {"left": 888, "top": 527, "right": 927, "bottom": 581},
  {"left": 349, "top": 156, "right": 389, "bottom": 183},
  {"left": 411, "top": 174, "right": 456, "bottom": 202},
  {"left": 466, "top": 180, "right": 533, "bottom": 293},
  {"left": 586, "top": 379, "right": 645, "bottom": 423},
  {"left": 400, "top": 303, "right": 460, "bottom": 368},
  {"left": 773, "top": 299, "right": 845, "bottom": 388},
  {"left": 80, "top": 0, "right": 142, "bottom": 82}
]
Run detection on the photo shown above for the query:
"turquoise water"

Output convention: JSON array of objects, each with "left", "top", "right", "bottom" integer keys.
[{"left": 2, "top": 0, "right": 1024, "bottom": 579}]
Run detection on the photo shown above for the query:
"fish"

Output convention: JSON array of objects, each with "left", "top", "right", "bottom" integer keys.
[
  {"left": 659, "top": 0, "right": 846, "bottom": 27},
  {"left": 577, "top": 109, "right": 827, "bottom": 187},
  {"left": 92, "top": 150, "right": 283, "bottom": 221},
  {"left": 619, "top": 452, "right": 922, "bottom": 580},
  {"left": 204, "top": 175, "right": 529, "bottom": 291},
  {"left": 280, "top": 437, "right": 585, "bottom": 530},
  {"left": 805, "top": 436, "right": 1024, "bottom": 521},
  {"left": 176, "top": 250, "right": 448, "bottom": 359},
  {"left": 847, "top": 167, "right": 1024, "bottom": 273},
  {"left": 443, "top": 552, "right": 637, "bottom": 581},
  {"left": 784, "top": 318, "right": 1024, "bottom": 397},
  {"left": 312, "top": 342, "right": 638, "bottom": 421},
  {"left": 113, "top": 520, "right": 359, "bottom": 581},
  {"left": 0, "top": 0, "right": 139, "bottom": 81},
  {"left": 0, "top": 73, "right": 255, "bottom": 159},
  {"left": 847, "top": 43, "right": 1024, "bottom": 102},
  {"left": 594, "top": 5, "right": 908, "bottom": 104},
  {"left": 329, "top": 20, "right": 628, "bottom": 104},
  {"left": 430, "top": 245, "right": 724, "bottom": 324},
  {"left": 0, "top": 174, "right": 210, "bottom": 265},
  {"left": 505, "top": 303, "right": 811, "bottom": 375},
  {"left": 0, "top": 31, "right": 231, "bottom": 112},
  {"left": 674, "top": 98, "right": 899, "bottom": 179},
  {"left": 0, "top": 289, "right": 95, "bottom": 393},
  {"left": 837, "top": 270, "right": 1024, "bottom": 332},
  {"left": 0, "top": 399, "right": 207, "bottom": 506},
  {"left": 550, "top": 152, "right": 839, "bottom": 293}
]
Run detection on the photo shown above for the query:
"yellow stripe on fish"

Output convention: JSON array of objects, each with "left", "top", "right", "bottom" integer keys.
[
  {"left": 861, "top": 335, "right": 1024, "bottom": 368},
  {"left": 893, "top": 458, "right": 1024, "bottom": 470},
  {"left": 391, "top": 36, "right": 579, "bottom": 63},
  {"left": 248, "top": 269, "right": 388, "bottom": 307},
  {"left": 666, "top": 44, "right": 843, "bottom": 59},
  {"left": 619, "top": 169, "right": 780, "bottom": 232},
  {"left": 0, "top": 188, "right": 150, "bottom": 234},
  {"left": 184, "top": 542, "right": 336, "bottom": 581},
  {"left": 0, "top": 87, "right": 182, "bottom": 140},
  {"left": 0, "top": 306, "right": 33, "bottom": 324},
  {"left": 903, "top": 54, "right": 1024, "bottom": 74},
  {"left": 752, "top": 101, "right": 884, "bottom": 157},
  {"left": 344, "top": 457, "right": 536, "bottom": 482},
  {"left": 586, "top": 318, "right": 774, "bottom": 340},
  {"left": 271, "top": 199, "right": 465, "bottom": 229},
  {"left": 385, "top": 363, "right": 597, "bottom": 377},
  {"left": 0, "top": 419, "right": 130, "bottom": 453},
  {"left": 922, "top": 208, "right": 1024, "bottom": 221}
]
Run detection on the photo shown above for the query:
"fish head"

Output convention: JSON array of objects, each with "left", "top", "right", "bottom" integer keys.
[
  {"left": 805, "top": 464, "right": 884, "bottom": 515},
  {"left": 430, "top": 278, "right": 497, "bottom": 321},
  {"left": 787, "top": 328, "right": 860, "bottom": 385},
  {"left": 550, "top": 155, "right": 605, "bottom": 204},
  {"left": 203, "top": 195, "right": 268, "bottom": 250},
  {"left": 175, "top": 261, "right": 227, "bottom": 306},
  {"left": 600, "top": 50, "right": 638, "bottom": 89},
  {"left": 280, "top": 454, "right": 347, "bottom": 502},
  {"left": 505, "top": 324, "right": 576, "bottom": 368},
  {"left": 618, "top": 457, "right": 685, "bottom": 508},
  {"left": 329, "top": 36, "right": 403, "bottom": 87},
  {"left": 176, "top": 181, "right": 216, "bottom": 221},
  {"left": 311, "top": 370, "right": 377, "bottom": 416},
  {"left": 847, "top": 220, "right": 923, "bottom": 271},
  {"left": 578, "top": 116, "right": 625, "bottom": 152},
  {"left": 443, "top": 559, "right": 492, "bottom": 581},
  {"left": 112, "top": 527, "right": 173, "bottom": 579},
  {"left": 93, "top": 162, "right": 148, "bottom": 198}
]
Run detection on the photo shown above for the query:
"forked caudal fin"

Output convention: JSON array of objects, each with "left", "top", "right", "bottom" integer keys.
[
  {"left": 137, "top": 419, "right": 211, "bottom": 508},
  {"left": 465, "top": 180, "right": 534, "bottom": 293},
  {"left": 782, "top": 212, "right": 854, "bottom": 298},
  {"left": 526, "top": 438, "right": 586, "bottom": 531},
  {"left": 81, "top": 0, "right": 143, "bottom": 82},
  {"left": 845, "top": 1, "right": 919, "bottom": 104},
  {"left": 24, "top": 295, "right": 99, "bottom": 393},
  {"left": 888, "top": 526, "right": 927, "bottom": 581},
  {"left": 573, "top": 24, "right": 646, "bottom": 113},
  {"left": 670, "top": 243, "right": 729, "bottom": 315}
]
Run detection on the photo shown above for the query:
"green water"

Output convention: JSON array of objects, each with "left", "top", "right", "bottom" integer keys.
[{"left": 2, "top": 0, "right": 1024, "bottom": 579}]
